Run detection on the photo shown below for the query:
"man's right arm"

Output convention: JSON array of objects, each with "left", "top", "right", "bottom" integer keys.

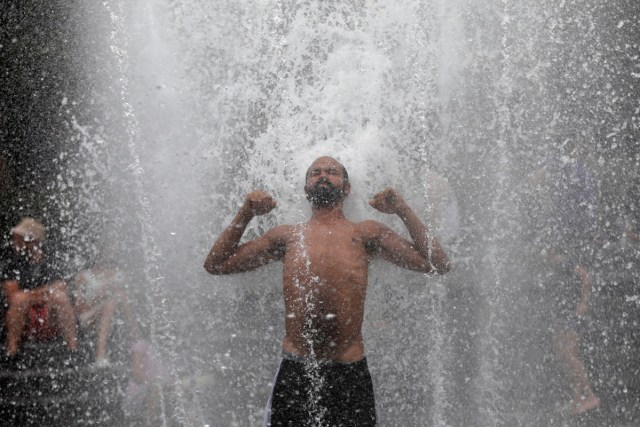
[
  {"left": 2, "top": 280, "right": 20, "bottom": 299},
  {"left": 203, "top": 191, "right": 283, "bottom": 275},
  {"left": 1, "top": 255, "right": 20, "bottom": 297},
  {"left": 545, "top": 249, "right": 592, "bottom": 316}
]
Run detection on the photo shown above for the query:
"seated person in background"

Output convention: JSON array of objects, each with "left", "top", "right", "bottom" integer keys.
[
  {"left": 123, "top": 337, "right": 167, "bottom": 425},
  {"left": 1, "top": 217, "right": 78, "bottom": 358},
  {"left": 73, "top": 243, "right": 138, "bottom": 366}
]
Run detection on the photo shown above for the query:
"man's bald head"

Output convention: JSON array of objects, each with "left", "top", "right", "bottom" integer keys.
[{"left": 305, "top": 156, "right": 349, "bottom": 185}]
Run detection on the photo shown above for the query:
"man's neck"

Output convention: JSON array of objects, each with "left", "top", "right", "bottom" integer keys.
[
  {"left": 15, "top": 250, "right": 42, "bottom": 265},
  {"left": 309, "top": 204, "right": 346, "bottom": 223}
]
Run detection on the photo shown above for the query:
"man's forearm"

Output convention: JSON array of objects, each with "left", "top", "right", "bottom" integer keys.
[
  {"left": 204, "top": 206, "right": 253, "bottom": 273},
  {"left": 575, "top": 264, "right": 591, "bottom": 307},
  {"left": 398, "top": 204, "right": 451, "bottom": 273}
]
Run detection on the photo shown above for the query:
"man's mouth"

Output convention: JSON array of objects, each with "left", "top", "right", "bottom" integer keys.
[
  {"left": 307, "top": 180, "right": 342, "bottom": 206},
  {"left": 315, "top": 181, "right": 334, "bottom": 189}
]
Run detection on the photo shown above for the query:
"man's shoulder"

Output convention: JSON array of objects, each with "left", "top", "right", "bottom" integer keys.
[
  {"left": 268, "top": 223, "right": 296, "bottom": 233},
  {"left": 0, "top": 246, "right": 25, "bottom": 281},
  {"left": 73, "top": 268, "right": 91, "bottom": 281},
  {"left": 354, "top": 219, "right": 387, "bottom": 233},
  {"left": 1, "top": 244, "right": 20, "bottom": 268},
  {"left": 264, "top": 224, "right": 297, "bottom": 241}
]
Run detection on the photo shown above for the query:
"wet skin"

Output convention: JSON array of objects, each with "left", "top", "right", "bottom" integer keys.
[
  {"left": 281, "top": 220, "right": 375, "bottom": 361},
  {"left": 3, "top": 233, "right": 79, "bottom": 355},
  {"left": 204, "top": 156, "right": 450, "bottom": 362}
]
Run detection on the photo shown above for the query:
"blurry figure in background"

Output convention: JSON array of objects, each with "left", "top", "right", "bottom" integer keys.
[
  {"left": 528, "top": 151, "right": 601, "bottom": 416},
  {"left": 1, "top": 217, "right": 78, "bottom": 359},
  {"left": 75, "top": 242, "right": 169, "bottom": 423},
  {"left": 73, "top": 243, "right": 140, "bottom": 366},
  {"left": 123, "top": 337, "right": 167, "bottom": 426}
]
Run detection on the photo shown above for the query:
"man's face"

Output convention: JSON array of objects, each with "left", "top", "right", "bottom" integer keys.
[
  {"left": 11, "top": 233, "right": 43, "bottom": 263},
  {"left": 304, "top": 157, "right": 350, "bottom": 207}
]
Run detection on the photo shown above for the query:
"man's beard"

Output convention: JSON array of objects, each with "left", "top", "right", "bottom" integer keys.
[{"left": 306, "top": 181, "right": 344, "bottom": 207}]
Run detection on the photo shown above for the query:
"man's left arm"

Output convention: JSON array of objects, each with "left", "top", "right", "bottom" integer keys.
[
  {"left": 370, "top": 188, "right": 451, "bottom": 274},
  {"left": 545, "top": 250, "right": 591, "bottom": 316},
  {"left": 574, "top": 264, "right": 591, "bottom": 317}
]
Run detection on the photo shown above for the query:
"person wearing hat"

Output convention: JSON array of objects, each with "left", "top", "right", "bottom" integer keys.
[{"left": 1, "top": 217, "right": 78, "bottom": 358}]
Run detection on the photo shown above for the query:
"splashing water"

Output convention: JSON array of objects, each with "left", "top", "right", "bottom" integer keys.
[
  {"left": 28, "top": 0, "right": 639, "bottom": 425},
  {"left": 102, "top": 1, "right": 191, "bottom": 424}
]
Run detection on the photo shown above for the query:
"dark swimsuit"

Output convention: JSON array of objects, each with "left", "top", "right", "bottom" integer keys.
[{"left": 264, "top": 352, "right": 378, "bottom": 427}]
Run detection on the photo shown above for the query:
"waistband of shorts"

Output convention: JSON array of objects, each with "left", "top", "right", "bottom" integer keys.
[{"left": 281, "top": 351, "right": 366, "bottom": 366}]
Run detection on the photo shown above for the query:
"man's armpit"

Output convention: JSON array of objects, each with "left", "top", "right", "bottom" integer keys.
[
  {"left": 364, "top": 238, "right": 380, "bottom": 255},
  {"left": 271, "top": 242, "right": 287, "bottom": 259},
  {"left": 355, "top": 221, "right": 381, "bottom": 255}
]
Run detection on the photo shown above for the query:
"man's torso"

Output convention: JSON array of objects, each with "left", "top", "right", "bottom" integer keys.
[
  {"left": 1, "top": 246, "right": 61, "bottom": 291},
  {"left": 277, "top": 219, "right": 379, "bottom": 362}
]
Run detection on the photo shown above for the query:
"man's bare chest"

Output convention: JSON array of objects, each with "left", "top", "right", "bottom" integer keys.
[{"left": 282, "top": 227, "right": 369, "bottom": 277}]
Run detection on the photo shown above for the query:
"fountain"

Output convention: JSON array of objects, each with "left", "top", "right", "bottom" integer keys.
[{"left": 1, "top": 0, "right": 639, "bottom": 425}]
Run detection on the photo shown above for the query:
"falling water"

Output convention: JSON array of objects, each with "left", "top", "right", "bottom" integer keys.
[
  {"left": 3, "top": 0, "right": 639, "bottom": 425},
  {"left": 101, "top": 1, "right": 190, "bottom": 424},
  {"left": 111, "top": 0, "right": 640, "bottom": 425}
]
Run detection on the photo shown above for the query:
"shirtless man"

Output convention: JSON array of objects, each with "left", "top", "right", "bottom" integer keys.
[{"left": 204, "top": 156, "right": 450, "bottom": 426}]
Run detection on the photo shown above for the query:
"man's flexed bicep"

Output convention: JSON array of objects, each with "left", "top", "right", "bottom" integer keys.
[
  {"left": 204, "top": 191, "right": 281, "bottom": 275},
  {"left": 366, "top": 221, "right": 434, "bottom": 273},
  {"left": 369, "top": 188, "right": 451, "bottom": 274},
  {"left": 208, "top": 227, "right": 288, "bottom": 274}
]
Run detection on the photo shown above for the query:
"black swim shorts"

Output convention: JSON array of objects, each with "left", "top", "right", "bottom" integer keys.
[{"left": 264, "top": 353, "right": 377, "bottom": 427}]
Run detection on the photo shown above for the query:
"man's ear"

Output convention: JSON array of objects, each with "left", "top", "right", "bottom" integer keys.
[
  {"left": 304, "top": 183, "right": 312, "bottom": 202},
  {"left": 342, "top": 182, "right": 351, "bottom": 196}
]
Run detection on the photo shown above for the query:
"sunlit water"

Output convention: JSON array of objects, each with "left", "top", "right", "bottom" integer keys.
[{"left": 47, "top": 0, "right": 640, "bottom": 425}]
